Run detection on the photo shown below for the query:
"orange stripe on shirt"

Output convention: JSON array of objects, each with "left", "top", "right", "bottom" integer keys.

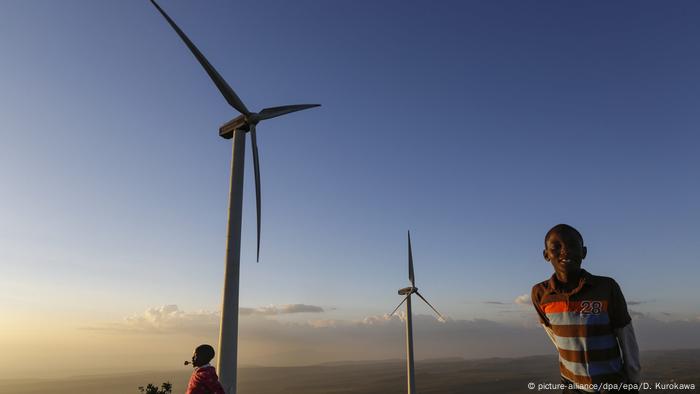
[{"left": 542, "top": 300, "right": 609, "bottom": 314}]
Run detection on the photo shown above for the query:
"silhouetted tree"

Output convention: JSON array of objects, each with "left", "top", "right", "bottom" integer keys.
[{"left": 137, "top": 381, "right": 172, "bottom": 394}]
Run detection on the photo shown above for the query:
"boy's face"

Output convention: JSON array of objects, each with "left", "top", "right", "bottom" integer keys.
[
  {"left": 191, "top": 350, "right": 206, "bottom": 367},
  {"left": 543, "top": 229, "right": 587, "bottom": 282}
]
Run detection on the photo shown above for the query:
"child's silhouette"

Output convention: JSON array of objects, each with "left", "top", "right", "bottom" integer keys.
[{"left": 185, "top": 344, "right": 225, "bottom": 394}]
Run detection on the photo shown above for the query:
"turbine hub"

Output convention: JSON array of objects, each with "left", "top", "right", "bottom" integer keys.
[{"left": 247, "top": 113, "right": 261, "bottom": 125}]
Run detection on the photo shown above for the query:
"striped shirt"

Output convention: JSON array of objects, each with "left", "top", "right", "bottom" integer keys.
[{"left": 532, "top": 270, "right": 631, "bottom": 391}]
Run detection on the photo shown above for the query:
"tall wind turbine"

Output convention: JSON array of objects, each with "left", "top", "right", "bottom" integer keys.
[
  {"left": 390, "top": 231, "right": 445, "bottom": 394},
  {"left": 149, "top": 1, "right": 320, "bottom": 393}
]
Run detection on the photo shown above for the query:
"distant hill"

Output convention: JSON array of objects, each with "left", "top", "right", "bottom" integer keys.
[{"left": 0, "top": 349, "right": 697, "bottom": 394}]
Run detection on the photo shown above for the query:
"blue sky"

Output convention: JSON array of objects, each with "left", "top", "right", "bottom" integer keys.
[{"left": 1, "top": 0, "right": 699, "bottom": 375}]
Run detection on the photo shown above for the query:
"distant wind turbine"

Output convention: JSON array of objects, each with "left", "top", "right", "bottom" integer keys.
[
  {"left": 149, "top": 1, "right": 320, "bottom": 393},
  {"left": 390, "top": 231, "right": 445, "bottom": 394}
]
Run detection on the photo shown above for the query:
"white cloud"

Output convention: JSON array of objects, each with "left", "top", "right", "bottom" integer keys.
[
  {"left": 81, "top": 304, "right": 700, "bottom": 367},
  {"left": 94, "top": 305, "right": 221, "bottom": 334},
  {"left": 81, "top": 303, "right": 323, "bottom": 334},
  {"left": 514, "top": 294, "right": 530, "bottom": 305},
  {"left": 362, "top": 313, "right": 396, "bottom": 325}
]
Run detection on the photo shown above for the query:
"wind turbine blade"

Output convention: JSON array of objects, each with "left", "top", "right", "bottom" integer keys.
[
  {"left": 257, "top": 104, "right": 320, "bottom": 121},
  {"left": 250, "top": 124, "right": 262, "bottom": 262},
  {"left": 415, "top": 291, "right": 445, "bottom": 322},
  {"left": 390, "top": 296, "right": 409, "bottom": 316},
  {"left": 149, "top": 0, "right": 250, "bottom": 115},
  {"left": 408, "top": 231, "right": 415, "bottom": 287}
]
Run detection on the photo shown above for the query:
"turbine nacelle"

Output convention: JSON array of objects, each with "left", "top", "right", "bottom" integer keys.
[
  {"left": 398, "top": 286, "right": 417, "bottom": 296},
  {"left": 219, "top": 115, "right": 251, "bottom": 138}
]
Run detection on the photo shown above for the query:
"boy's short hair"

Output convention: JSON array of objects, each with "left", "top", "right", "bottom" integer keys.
[
  {"left": 195, "top": 344, "right": 216, "bottom": 363},
  {"left": 545, "top": 224, "right": 584, "bottom": 245}
]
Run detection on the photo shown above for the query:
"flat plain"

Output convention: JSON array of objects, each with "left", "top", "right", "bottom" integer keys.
[{"left": 1, "top": 349, "right": 697, "bottom": 394}]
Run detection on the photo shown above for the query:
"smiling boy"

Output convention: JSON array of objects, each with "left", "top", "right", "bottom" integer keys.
[{"left": 531, "top": 224, "right": 641, "bottom": 393}]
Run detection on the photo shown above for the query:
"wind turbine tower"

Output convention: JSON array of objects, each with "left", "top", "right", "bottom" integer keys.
[
  {"left": 149, "top": 2, "right": 320, "bottom": 393},
  {"left": 390, "top": 231, "right": 445, "bottom": 394}
]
